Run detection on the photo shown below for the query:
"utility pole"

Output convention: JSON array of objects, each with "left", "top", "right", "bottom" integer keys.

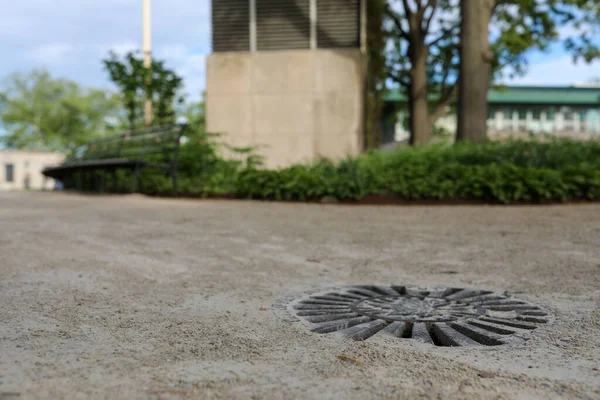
[{"left": 143, "top": 0, "right": 152, "bottom": 127}]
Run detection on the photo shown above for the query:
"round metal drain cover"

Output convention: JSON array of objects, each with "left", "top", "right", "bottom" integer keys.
[{"left": 287, "top": 285, "right": 549, "bottom": 347}]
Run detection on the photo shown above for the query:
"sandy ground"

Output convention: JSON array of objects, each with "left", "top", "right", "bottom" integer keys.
[{"left": 0, "top": 192, "right": 599, "bottom": 400}]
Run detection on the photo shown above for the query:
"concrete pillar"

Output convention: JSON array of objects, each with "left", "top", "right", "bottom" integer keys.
[
  {"left": 555, "top": 110, "right": 564, "bottom": 132},
  {"left": 574, "top": 111, "right": 581, "bottom": 133},
  {"left": 495, "top": 110, "right": 502, "bottom": 131},
  {"left": 206, "top": 49, "right": 364, "bottom": 169},
  {"left": 394, "top": 111, "right": 409, "bottom": 141},
  {"left": 541, "top": 111, "right": 547, "bottom": 133},
  {"left": 526, "top": 110, "right": 533, "bottom": 132}
]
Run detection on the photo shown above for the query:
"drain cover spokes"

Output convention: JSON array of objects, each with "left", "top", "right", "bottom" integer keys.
[{"left": 288, "top": 285, "right": 549, "bottom": 347}]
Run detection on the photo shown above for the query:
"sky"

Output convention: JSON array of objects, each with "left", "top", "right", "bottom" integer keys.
[
  {"left": 1, "top": 0, "right": 599, "bottom": 100},
  {"left": 1, "top": 0, "right": 211, "bottom": 100}
]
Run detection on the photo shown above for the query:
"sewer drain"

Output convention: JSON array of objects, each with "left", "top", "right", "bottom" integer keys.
[{"left": 287, "top": 285, "right": 549, "bottom": 347}]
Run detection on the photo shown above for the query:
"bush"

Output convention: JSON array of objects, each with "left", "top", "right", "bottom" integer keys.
[
  {"left": 231, "top": 138, "right": 600, "bottom": 204},
  {"left": 68, "top": 134, "right": 600, "bottom": 204}
]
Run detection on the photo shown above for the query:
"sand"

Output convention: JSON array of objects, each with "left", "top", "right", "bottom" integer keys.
[{"left": 0, "top": 191, "right": 599, "bottom": 399}]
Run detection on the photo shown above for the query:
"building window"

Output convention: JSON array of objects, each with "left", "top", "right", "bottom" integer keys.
[
  {"left": 5, "top": 164, "right": 14, "bottom": 183},
  {"left": 503, "top": 107, "right": 512, "bottom": 119},
  {"left": 488, "top": 106, "right": 496, "bottom": 119},
  {"left": 518, "top": 108, "right": 527, "bottom": 120},
  {"left": 532, "top": 108, "right": 542, "bottom": 120},
  {"left": 563, "top": 107, "right": 574, "bottom": 120},
  {"left": 578, "top": 108, "right": 592, "bottom": 132},
  {"left": 546, "top": 107, "right": 556, "bottom": 121},
  {"left": 562, "top": 107, "right": 575, "bottom": 132}
]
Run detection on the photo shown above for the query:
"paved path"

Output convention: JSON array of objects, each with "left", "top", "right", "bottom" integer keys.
[{"left": 1, "top": 192, "right": 599, "bottom": 399}]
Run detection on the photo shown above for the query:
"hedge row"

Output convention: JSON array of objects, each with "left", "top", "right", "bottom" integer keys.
[
  {"left": 233, "top": 150, "right": 600, "bottom": 204},
  {"left": 72, "top": 136, "right": 600, "bottom": 204}
]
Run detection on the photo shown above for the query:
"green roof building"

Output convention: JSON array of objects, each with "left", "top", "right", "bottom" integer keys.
[{"left": 382, "top": 85, "right": 600, "bottom": 144}]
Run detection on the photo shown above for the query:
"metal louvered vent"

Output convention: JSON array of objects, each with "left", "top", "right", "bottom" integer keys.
[
  {"left": 256, "top": 0, "right": 310, "bottom": 51},
  {"left": 211, "top": 0, "right": 250, "bottom": 52},
  {"left": 317, "top": 0, "right": 360, "bottom": 48}
]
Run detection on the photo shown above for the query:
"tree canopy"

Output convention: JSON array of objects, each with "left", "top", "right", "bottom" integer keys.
[
  {"left": 379, "top": 0, "right": 600, "bottom": 144},
  {"left": 0, "top": 51, "right": 190, "bottom": 153},
  {"left": 0, "top": 69, "right": 122, "bottom": 151},
  {"left": 103, "top": 51, "right": 184, "bottom": 130},
  {"left": 457, "top": 0, "right": 600, "bottom": 142}
]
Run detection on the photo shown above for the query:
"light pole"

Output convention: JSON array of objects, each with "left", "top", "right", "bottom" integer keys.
[{"left": 143, "top": 0, "right": 152, "bottom": 127}]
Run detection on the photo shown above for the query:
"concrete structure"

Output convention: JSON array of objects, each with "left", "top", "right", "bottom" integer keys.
[
  {"left": 386, "top": 85, "right": 600, "bottom": 143},
  {"left": 206, "top": 50, "right": 364, "bottom": 168},
  {"left": 207, "top": 0, "right": 365, "bottom": 169},
  {"left": 0, "top": 150, "right": 65, "bottom": 191}
]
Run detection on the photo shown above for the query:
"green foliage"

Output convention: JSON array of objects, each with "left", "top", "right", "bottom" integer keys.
[
  {"left": 385, "top": 0, "right": 461, "bottom": 89},
  {"left": 492, "top": 0, "right": 600, "bottom": 80},
  {"left": 385, "top": 0, "right": 600, "bottom": 86},
  {"left": 172, "top": 126, "right": 242, "bottom": 196},
  {"left": 383, "top": 0, "right": 600, "bottom": 143},
  {"left": 103, "top": 51, "right": 184, "bottom": 129},
  {"left": 231, "top": 138, "right": 600, "bottom": 204},
  {"left": 0, "top": 69, "right": 122, "bottom": 151},
  {"left": 384, "top": 0, "right": 461, "bottom": 123},
  {"left": 63, "top": 132, "right": 600, "bottom": 204}
]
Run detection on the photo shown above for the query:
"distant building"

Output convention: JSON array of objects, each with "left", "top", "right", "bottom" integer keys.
[
  {"left": 0, "top": 150, "right": 65, "bottom": 191},
  {"left": 384, "top": 85, "right": 600, "bottom": 144},
  {"left": 207, "top": 0, "right": 365, "bottom": 169}
]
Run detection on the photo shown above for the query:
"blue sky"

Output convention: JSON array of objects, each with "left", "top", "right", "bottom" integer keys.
[
  {"left": 1, "top": 0, "right": 211, "bottom": 99},
  {"left": 1, "top": 0, "right": 599, "bottom": 100}
]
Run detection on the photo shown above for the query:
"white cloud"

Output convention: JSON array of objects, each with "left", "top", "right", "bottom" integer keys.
[
  {"left": 25, "top": 43, "right": 74, "bottom": 64},
  {"left": 157, "top": 44, "right": 188, "bottom": 60},
  {"left": 503, "top": 56, "right": 600, "bottom": 85},
  {"left": 1, "top": 0, "right": 210, "bottom": 97}
]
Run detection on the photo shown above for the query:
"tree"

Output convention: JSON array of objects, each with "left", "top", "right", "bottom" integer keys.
[
  {"left": 103, "top": 51, "right": 184, "bottom": 130},
  {"left": 365, "top": 0, "right": 388, "bottom": 149},
  {"left": 456, "top": 0, "right": 494, "bottom": 143},
  {"left": 385, "top": 0, "right": 461, "bottom": 145},
  {"left": 0, "top": 69, "right": 122, "bottom": 151},
  {"left": 457, "top": 0, "right": 600, "bottom": 142},
  {"left": 381, "top": 0, "right": 599, "bottom": 145}
]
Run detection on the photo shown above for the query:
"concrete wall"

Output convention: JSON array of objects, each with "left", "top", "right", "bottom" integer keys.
[
  {"left": 0, "top": 150, "right": 65, "bottom": 191},
  {"left": 206, "top": 49, "right": 364, "bottom": 169}
]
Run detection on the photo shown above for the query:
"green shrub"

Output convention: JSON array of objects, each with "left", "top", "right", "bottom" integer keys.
[
  {"left": 66, "top": 134, "right": 600, "bottom": 204},
  {"left": 232, "top": 138, "right": 600, "bottom": 204}
]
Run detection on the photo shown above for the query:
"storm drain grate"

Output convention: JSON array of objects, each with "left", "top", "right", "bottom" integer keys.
[{"left": 287, "top": 285, "right": 549, "bottom": 347}]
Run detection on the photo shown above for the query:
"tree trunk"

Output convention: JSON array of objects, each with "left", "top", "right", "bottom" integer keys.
[
  {"left": 409, "top": 39, "right": 431, "bottom": 145},
  {"left": 456, "top": 0, "right": 495, "bottom": 142}
]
